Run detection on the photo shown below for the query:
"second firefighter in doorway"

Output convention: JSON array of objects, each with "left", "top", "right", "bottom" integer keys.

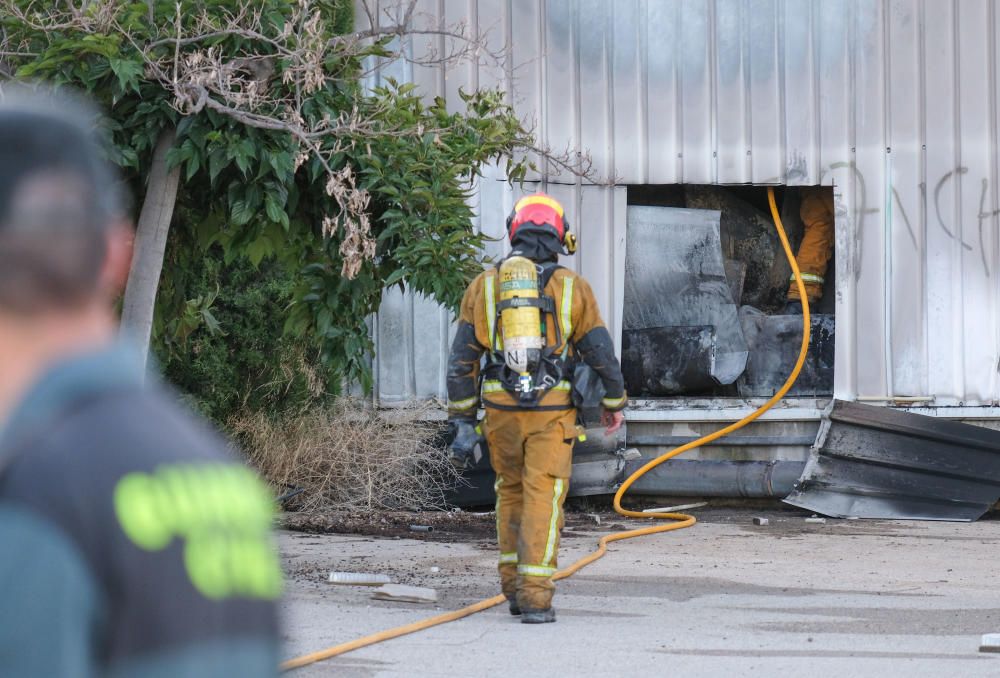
[
  {"left": 446, "top": 193, "right": 627, "bottom": 624},
  {"left": 786, "top": 186, "right": 834, "bottom": 312}
]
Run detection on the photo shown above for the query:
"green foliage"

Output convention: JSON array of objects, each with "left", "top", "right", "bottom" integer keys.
[
  {"left": 285, "top": 84, "right": 532, "bottom": 382},
  {"left": 2, "top": 0, "right": 540, "bottom": 398},
  {"left": 155, "top": 238, "right": 336, "bottom": 423}
]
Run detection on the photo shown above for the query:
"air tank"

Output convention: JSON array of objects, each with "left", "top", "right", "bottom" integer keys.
[{"left": 498, "top": 256, "right": 543, "bottom": 376}]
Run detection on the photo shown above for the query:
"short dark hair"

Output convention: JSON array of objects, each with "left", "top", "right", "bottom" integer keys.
[{"left": 0, "top": 86, "right": 126, "bottom": 312}]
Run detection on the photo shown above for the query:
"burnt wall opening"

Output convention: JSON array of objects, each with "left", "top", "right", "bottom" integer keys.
[{"left": 621, "top": 185, "right": 835, "bottom": 399}]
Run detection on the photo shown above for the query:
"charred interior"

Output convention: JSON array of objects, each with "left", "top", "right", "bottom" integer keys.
[{"left": 621, "top": 185, "right": 835, "bottom": 399}]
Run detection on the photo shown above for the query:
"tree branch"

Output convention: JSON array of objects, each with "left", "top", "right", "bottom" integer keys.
[{"left": 1, "top": 0, "right": 607, "bottom": 282}]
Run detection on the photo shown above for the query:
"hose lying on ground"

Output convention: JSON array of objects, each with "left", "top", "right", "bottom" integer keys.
[{"left": 282, "top": 186, "right": 811, "bottom": 672}]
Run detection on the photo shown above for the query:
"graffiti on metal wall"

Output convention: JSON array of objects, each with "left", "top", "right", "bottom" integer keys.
[
  {"left": 805, "top": 160, "right": 1000, "bottom": 280},
  {"left": 929, "top": 170, "right": 1000, "bottom": 277}
]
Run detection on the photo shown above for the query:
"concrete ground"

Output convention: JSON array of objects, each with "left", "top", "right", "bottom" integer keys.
[{"left": 279, "top": 507, "right": 1000, "bottom": 677}]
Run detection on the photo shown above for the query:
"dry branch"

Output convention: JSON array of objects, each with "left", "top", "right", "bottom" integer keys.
[
  {"left": 235, "top": 401, "right": 463, "bottom": 512},
  {"left": 0, "top": 0, "right": 605, "bottom": 278}
]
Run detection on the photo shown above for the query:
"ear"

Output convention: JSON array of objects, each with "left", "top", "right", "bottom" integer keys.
[{"left": 100, "top": 221, "right": 134, "bottom": 297}]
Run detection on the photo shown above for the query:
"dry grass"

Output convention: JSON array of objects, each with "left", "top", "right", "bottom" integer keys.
[{"left": 233, "top": 400, "right": 463, "bottom": 513}]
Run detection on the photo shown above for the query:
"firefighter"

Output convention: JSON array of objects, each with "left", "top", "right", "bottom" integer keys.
[
  {"left": 786, "top": 187, "right": 835, "bottom": 313},
  {"left": 446, "top": 193, "right": 627, "bottom": 624}
]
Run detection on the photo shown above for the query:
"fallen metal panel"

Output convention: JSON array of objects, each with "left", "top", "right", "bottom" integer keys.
[
  {"left": 784, "top": 400, "right": 1000, "bottom": 521},
  {"left": 622, "top": 206, "right": 748, "bottom": 386}
]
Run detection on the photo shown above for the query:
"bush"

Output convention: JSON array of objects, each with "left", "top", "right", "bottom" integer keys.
[
  {"left": 154, "top": 243, "right": 336, "bottom": 423},
  {"left": 234, "top": 401, "right": 461, "bottom": 512}
]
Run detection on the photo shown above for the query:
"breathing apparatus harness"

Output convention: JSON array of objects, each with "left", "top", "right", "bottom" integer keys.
[{"left": 479, "top": 193, "right": 584, "bottom": 407}]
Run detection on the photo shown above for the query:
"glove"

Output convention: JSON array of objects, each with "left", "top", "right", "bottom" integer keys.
[
  {"left": 446, "top": 419, "right": 483, "bottom": 469},
  {"left": 783, "top": 300, "right": 803, "bottom": 315}
]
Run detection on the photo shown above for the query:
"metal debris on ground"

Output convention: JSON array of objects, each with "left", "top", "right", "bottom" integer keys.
[
  {"left": 328, "top": 572, "right": 391, "bottom": 586},
  {"left": 804, "top": 517, "right": 826, "bottom": 524},
  {"left": 752, "top": 517, "right": 769, "bottom": 526},
  {"left": 641, "top": 502, "right": 709, "bottom": 514},
  {"left": 588, "top": 513, "right": 602, "bottom": 526},
  {"left": 409, "top": 525, "right": 434, "bottom": 532},
  {"left": 621, "top": 448, "right": 642, "bottom": 461},
  {"left": 372, "top": 584, "right": 438, "bottom": 604},
  {"left": 979, "top": 634, "right": 1000, "bottom": 653}
]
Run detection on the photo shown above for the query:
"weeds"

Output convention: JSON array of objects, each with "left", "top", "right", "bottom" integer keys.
[{"left": 234, "top": 400, "right": 462, "bottom": 512}]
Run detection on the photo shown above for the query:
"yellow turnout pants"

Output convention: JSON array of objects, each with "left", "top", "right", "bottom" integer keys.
[{"left": 483, "top": 406, "right": 578, "bottom": 610}]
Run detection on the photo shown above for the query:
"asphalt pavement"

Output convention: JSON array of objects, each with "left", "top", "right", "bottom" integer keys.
[{"left": 278, "top": 507, "right": 1000, "bottom": 677}]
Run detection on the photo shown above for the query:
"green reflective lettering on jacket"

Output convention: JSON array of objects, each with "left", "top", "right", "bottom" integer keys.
[
  {"left": 114, "top": 473, "right": 172, "bottom": 551},
  {"left": 113, "top": 463, "right": 282, "bottom": 601}
]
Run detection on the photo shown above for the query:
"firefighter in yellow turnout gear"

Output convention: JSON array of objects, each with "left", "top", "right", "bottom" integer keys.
[
  {"left": 446, "top": 194, "right": 627, "bottom": 624},
  {"left": 786, "top": 187, "right": 835, "bottom": 311}
]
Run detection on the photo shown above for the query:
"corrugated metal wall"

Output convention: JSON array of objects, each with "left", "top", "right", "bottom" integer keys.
[{"left": 373, "top": 0, "right": 1000, "bottom": 409}]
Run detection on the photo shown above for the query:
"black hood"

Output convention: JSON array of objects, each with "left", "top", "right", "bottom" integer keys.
[{"left": 510, "top": 225, "right": 563, "bottom": 262}]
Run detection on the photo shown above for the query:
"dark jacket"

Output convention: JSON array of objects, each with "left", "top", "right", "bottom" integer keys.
[{"left": 0, "top": 345, "right": 280, "bottom": 677}]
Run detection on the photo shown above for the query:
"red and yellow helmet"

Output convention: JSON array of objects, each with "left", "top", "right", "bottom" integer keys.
[{"left": 506, "top": 192, "right": 577, "bottom": 254}]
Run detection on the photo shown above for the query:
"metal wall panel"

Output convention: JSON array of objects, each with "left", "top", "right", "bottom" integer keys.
[
  {"left": 714, "top": 0, "right": 749, "bottom": 184},
  {"left": 612, "top": 0, "right": 644, "bottom": 181},
  {"left": 577, "top": 0, "right": 613, "bottom": 179},
  {"left": 646, "top": 0, "right": 683, "bottom": 183},
  {"left": 956, "top": 0, "right": 999, "bottom": 404},
  {"left": 373, "top": 0, "right": 1000, "bottom": 410},
  {"left": 921, "top": 0, "right": 960, "bottom": 405},
  {"left": 886, "top": 0, "right": 925, "bottom": 399},
  {"left": 747, "top": 0, "right": 782, "bottom": 182}
]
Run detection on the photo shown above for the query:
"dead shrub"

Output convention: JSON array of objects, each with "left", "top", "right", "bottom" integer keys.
[{"left": 233, "top": 400, "right": 463, "bottom": 512}]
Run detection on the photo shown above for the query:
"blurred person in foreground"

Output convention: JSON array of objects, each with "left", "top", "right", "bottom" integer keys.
[{"left": 0, "top": 87, "right": 281, "bottom": 677}]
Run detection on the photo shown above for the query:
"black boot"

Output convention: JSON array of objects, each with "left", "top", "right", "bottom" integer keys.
[
  {"left": 783, "top": 300, "right": 803, "bottom": 315},
  {"left": 506, "top": 595, "right": 521, "bottom": 616},
  {"left": 520, "top": 607, "right": 556, "bottom": 624}
]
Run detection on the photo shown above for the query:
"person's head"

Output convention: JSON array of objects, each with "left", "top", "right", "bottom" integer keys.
[
  {"left": 505, "top": 192, "right": 577, "bottom": 262},
  {"left": 0, "top": 85, "right": 131, "bottom": 320}
]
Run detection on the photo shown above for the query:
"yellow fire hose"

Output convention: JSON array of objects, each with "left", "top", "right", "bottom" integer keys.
[{"left": 282, "top": 187, "right": 811, "bottom": 672}]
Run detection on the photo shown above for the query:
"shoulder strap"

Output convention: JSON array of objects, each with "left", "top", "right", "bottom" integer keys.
[
  {"left": 483, "top": 270, "right": 500, "bottom": 356},
  {"left": 538, "top": 262, "right": 564, "bottom": 290},
  {"left": 544, "top": 266, "right": 574, "bottom": 359}
]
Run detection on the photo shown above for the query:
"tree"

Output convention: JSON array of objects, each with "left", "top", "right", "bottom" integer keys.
[{"left": 0, "top": 0, "right": 594, "bottom": 387}]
